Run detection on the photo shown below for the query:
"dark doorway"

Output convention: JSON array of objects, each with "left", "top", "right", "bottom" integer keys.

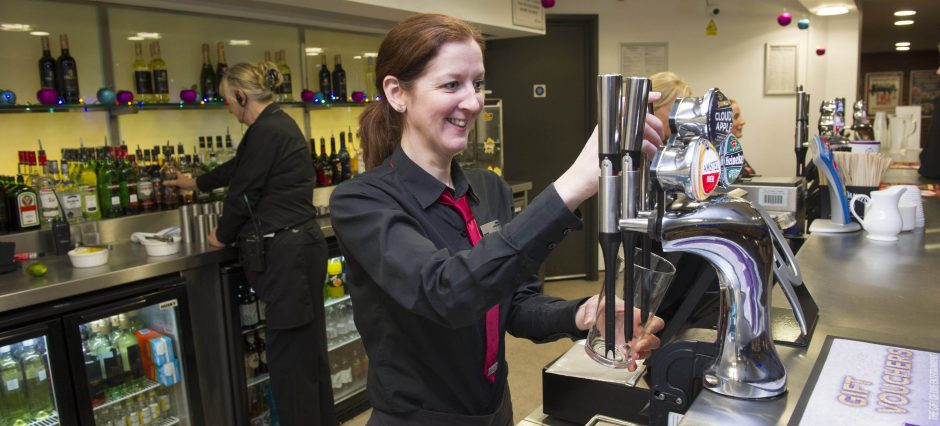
[{"left": 484, "top": 15, "right": 599, "bottom": 280}]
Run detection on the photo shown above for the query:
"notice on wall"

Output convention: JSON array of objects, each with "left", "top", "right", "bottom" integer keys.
[
  {"left": 512, "top": 0, "right": 545, "bottom": 31},
  {"left": 620, "top": 43, "right": 668, "bottom": 78},
  {"left": 789, "top": 336, "right": 940, "bottom": 426},
  {"left": 764, "top": 43, "right": 797, "bottom": 95}
]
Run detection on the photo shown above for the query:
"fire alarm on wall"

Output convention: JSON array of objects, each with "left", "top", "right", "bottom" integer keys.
[{"left": 533, "top": 84, "right": 546, "bottom": 98}]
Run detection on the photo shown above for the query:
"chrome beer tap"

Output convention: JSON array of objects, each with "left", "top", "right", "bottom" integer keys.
[
  {"left": 600, "top": 78, "right": 808, "bottom": 400},
  {"left": 795, "top": 85, "right": 810, "bottom": 177}
]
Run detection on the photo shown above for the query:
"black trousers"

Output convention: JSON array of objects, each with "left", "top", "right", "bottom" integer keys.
[
  {"left": 246, "top": 221, "right": 336, "bottom": 426},
  {"left": 366, "top": 383, "right": 512, "bottom": 426}
]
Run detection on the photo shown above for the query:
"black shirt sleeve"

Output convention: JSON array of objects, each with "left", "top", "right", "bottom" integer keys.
[
  {"left": 507, "top": 275, "right": 590, "bottom": 343},
  {"left": 214, "top": 127, "right": 282, "bottom": 244},
  {"left": 195, "top": 158, "right": 235, "bottom": 192},
  {"left": 330, "top": 180, "right": 582, "bottom": 329}
]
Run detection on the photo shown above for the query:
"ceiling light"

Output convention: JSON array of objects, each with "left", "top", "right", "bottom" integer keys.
[
  {"left": 363, "top": 52, "right": 378, "bottom": 58},
  {"left": 895, "top": 42, "right": 911, "bottom": 47},
  {"left": 136, "top": 32, "right": 161, "bottom": 39},
  {"left": 127, "top": 36, "right": 144, "bottom": 41},
  {"left": 29, "top": 31, "right": 49, "bottom": 36},
  {"left": 896, "top": 46, "right": 910, "bottom": 51},
  {"left": 353, "top": 55, "right": 362, "bottom": 60},
  {"left": 893, "top": 10, "right": 916, "bottom": 17},
  {"left": 815, "top": 6, "right": 849, "bottom": 16},
  {"left": 1, "top": 23, "right": 33, "bottom": 32},
  {"left": 894, "top": 20, "right": 914, "bottom": 26},
  {"left": 229, "top": 40, "right": 251, "bottom": 46}
]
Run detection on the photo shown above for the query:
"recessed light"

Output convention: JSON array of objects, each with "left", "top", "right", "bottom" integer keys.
[
  {"left": 363, "top": 52, "right": 378, "bottom": 58},
  {"left": 229, "top": 40, "right": 251, "bottom": 46},
  {"left": 29, "top": 31, "right": 49, "bottom": 36},
  {"left": 895, "top": 42, "right": 911, "bottom": 47},
  {"left": 894, "top": 20, "right": 914, "bottom": 26},
  {"left": 353, "top": 55, "right": 362, "bottom": 60},
  {"left": 136, "top": 32, "right": 161, "bottom": 39},
  {"left": 893, "top": 10, "right": 916, "bottom": 17},
  {"left": 1, "top": 23, "right": 33, "bottom": 32},
  {"left": 127, "top": 36, "right": 144, "bottom": 41},
  {"left": 816, "top": 6, "right": 849, "bottom": 16},
  {"left": 305, "top": 47, "right": 323, "bottom": 54},
  {"left": 896, "top": 46, "right": 910, "bottom": 51}
]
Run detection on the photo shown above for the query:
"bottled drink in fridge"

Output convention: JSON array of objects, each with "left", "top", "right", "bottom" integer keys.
[
  {"left": 332, "top": 54, "right": 347, "bottom": 102},
  {"left": 38, "top": 35, "right": 57, "bottom": 90},
  {"left": 0, "top": 344, "right": 30, "bottom": 424},
  {"left": 56, "top": 34, "right": 80, "bottom": 104},
  {"left": 19, "top": 339, "right": 54, "bottom": 420},
  {"left": 239, "top": 282, "right": 259, "bottom": 329}
]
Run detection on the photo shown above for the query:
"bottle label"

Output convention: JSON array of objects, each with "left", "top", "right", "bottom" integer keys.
[
  {"left": 37, "top": 369, "right": 47, "bottom": 382},
  {"left": 62, "top": 193, "right": 82, "bottom": 209},
  {"left": 281, "top": 73, "right": 292, "bottom": 94},
  {"left": 153, "top": 70, "right": 169, "bottom": 94},
  {"left": 40, "top": 188, "right": 60, "bottom": 209},
  {"left": 111, "top": 195, "right": 121, "bottom": 205},
  {"left": 130, "top": 193, "right": 139, "bottom": 204},
  {"left": 83, "top": 192, "right": 99, "bottom": 212},
  {"left": 17, "top": 193, "right": 40, "bottom": 226},
  {"left": 5, "top": 378, "right": 19, "bottom": 391},
  {"left": 247, "top": 352, "right": 260, "bottom": 370},
  {"left": 138, "top": 180, "right": 154, "bottom": 198},
  {"left": 240, "top": 302, "right": 259, "bottom": 326},
  {"left": 135, "top": 70, "right": 154, "bottom": 95},
  {"left": 41, "top": 62, "right": 56, "bottom": 88}
]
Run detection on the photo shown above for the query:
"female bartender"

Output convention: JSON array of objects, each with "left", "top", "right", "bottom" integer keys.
[
  {"left": 164, "top": 62, "right": 335, "bottom": 426},
  {"left": 330, "top": 14, "right": 665, "bottom": 425}
]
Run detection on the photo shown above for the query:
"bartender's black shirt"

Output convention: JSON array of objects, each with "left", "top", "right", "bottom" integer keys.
[
  {"left": 330, "top": 146, "right": 587, "bottom": 417},
  {"left": 196, "top": 103, "right": 316, "bottom": 244}
]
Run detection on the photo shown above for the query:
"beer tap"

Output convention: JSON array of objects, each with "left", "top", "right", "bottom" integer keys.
[{"left": 795, "top": 85, "right": 810, "bottom": 177}]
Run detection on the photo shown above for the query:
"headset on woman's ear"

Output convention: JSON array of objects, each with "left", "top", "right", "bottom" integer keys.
[{"left": 236, "top": 91, "right": 246, "bottom": 106}]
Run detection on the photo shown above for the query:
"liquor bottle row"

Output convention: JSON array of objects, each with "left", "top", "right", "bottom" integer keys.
[
  {"left": 0, "top": 134, "right": 236, "bottom": 235},
  {"left": 0, "top": 338, "right": 56, "bottom": 425},
  {"left": 92, "top": 387, "right": 174, "bottom": 426},
  {"left": 80, "top": 314, "right": 182, "bottom": 409},
  {"left": 330, "top": 343, "right": 367, "bottom": 398},
  {"left": 243, "top": 329, "right": 268, "bottom": 382},
  {"left": 130, "top": 41, "right": 170, "bottom": 103},
  {"left": 312, "top": 129, "right": 362, "bottom": 188}
]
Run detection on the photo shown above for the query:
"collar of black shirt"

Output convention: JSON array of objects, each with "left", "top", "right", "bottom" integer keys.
[
  {"left": 255, "top": 102, "right": 281, "bottom": 121},
  {"left": 389, "top": 145, "right": 479, "bottom": 209}
]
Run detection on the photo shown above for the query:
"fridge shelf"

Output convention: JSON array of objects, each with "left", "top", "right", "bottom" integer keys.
[
  {"left": 241, "top": 322, "right": 266, "bottom": 335},
  {"left": 324, "top": 294, "right": 351, "bottom": 308},
  {"left": 247, "top": 372, "right": 270, "bottom": 388},
  {"left": 92, "top": 378, "right": 162, "bottom": 412},
  {"left": 27, "top": 413, "right": 59, "bottom": 426},
  {"left": 153, "top": 416, "right": 180, "bottom": 426},
  {"left": 328, "top": 333, "right": 361, "bottom": 352},
  {"left": 334, "top": 380, "right": 367, "bottom": 404}
]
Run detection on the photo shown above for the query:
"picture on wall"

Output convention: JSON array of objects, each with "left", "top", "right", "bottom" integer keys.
[
  {"left": 909, "top": 69, "right": 939, "bottom": 117},
  {"left": 865, "top": 71, "right": 903, "bottom": 113}
]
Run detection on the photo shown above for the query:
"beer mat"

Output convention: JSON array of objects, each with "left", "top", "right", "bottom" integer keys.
[
  {"left": 788, "top": 335, "right": 940, "bottom": 426},
  {"left": 880, "top": 183, "right": 940, "bottom": 198},
  {"left": 890, "top": 162, "right": 921, "bottom": 170}
]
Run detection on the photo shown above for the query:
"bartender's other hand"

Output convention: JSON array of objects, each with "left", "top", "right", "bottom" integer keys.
[
  {"left": 207, "top": 227, "right": 225, "bottom": 248},
  {"left": 575, "top": 295, "right": 665, "bottom": 372},
  {"left": 163, "top": 176, "right": 197, "bottom": 190}
]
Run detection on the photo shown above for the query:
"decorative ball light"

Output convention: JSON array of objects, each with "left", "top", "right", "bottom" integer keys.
[
  {"left": 96, "top": 88, "right": 116, "bottom": 104},
  {"left": 0, "top": 90, "right": 16, "bottom": 105},
  {"left": 301, "top": 89, "right": 315, "bottom": 102},
  {"left": 816, "top": 47, "right": 826, "bottom": 56},
  {"left": 541, "top": 0, "right": 555, "bottom": 8},
  {"left": 798, "top": 18, "right": 810, "bottom": 30},
  {"left": 777, "top": 11, "right": 793, "bottom": 26},
  {"left": 116, "top": 90, "right": 134, "bottom": 103},
  {"left": 37, "top": 88, "right": 58, "bottom": 105}
]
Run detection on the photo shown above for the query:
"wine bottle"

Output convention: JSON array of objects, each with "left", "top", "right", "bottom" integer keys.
[
  {"left": 132, "top": 42, "right": 154, "bottom": 103},
  {"left": 56, "top": 34, "right": 80, "bottom": 104},
  {"left": 329, "top": 133, "right": 341, "bottom": 184},
  {"left": 332, "top": 54, "right": 347, "bottom": 102},
  {"left": 318, "top": 137, "right": 332, "bottom": 186},
  {"left": 38, "top": 35, "right": 57, "bottom": 90},
  {"left": 338, "top": 132, "right": 351, "bottom": 181},
  {"left": 200, "top": 43, "right": 217, "bottom": 101},
  {"left": 215, "top": 42, "right": 228, "bottom": 95},
  {"left": 312, "top": 139, "right": 325, "bottom": 186},
  {"left": 278, "top": 49, "right": 293, "bottom": 101},
  {"left": 150, "top": 41, "right": 169, "bottom": 103},
  {"left": 364, "top": 56, "right": 377, "bottom": 101},
  {"left": 318, "top": 55, "right": 332, "bottom": 101}
]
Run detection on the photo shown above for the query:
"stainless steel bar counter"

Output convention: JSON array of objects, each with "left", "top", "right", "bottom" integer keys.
[{"left": 679, "top": 195, "right": 940, "bottom": 425}]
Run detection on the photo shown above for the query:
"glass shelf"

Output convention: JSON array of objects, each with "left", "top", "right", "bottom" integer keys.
[
  {"left": 92, "top": 378, "right": 161, "bottom": 412},
  {"left": 27, "top": 413, "right": 59, "bottom": 426},
  {"left": 324, "top": 294, "right": 351, "bottom": 308},
  {"left": 0, "top": 103, "right": 111, "bottom": 114},
  {"left": 328, "top": 333, "right": 361, "bottom": 353},
  {"left": 241, "top": 322, "right": 266, "bottom": 335},
  {"left": 247, "top": 372, "right": 270, "bottom": 388},
  {"left": 0, "top": 100, "right": 369, "bottom": 114},
  {"left": 154, "top": 416, "right": 180, "bottom": 426}
]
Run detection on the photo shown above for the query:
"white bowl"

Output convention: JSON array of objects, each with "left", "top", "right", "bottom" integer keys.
[
  {"left": 141, "top": 237, "right": 181, "bottom": 257},
  {"left": 68, "top": 247, "right": 110, "bottom": 268}
]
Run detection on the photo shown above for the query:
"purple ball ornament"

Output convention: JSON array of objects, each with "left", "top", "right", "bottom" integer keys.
[
  {"left": 351, "top": 91, "right": 366, "bottom": 103},
  {"left": 116, "top": 90, "right": 134, "bottom": 103},
  {"left": 816, "top": 47, "right": 826, "bottom": 56},
  {"left": 180, "top": 89, "right": 198, "bottom": 103},
  {"left": 798, "top": 19, "right": 810, "bottom": 30},
  {"left": 37, "top": 88, "right": 58, "bottom": 105},
  {"left": 0, "top": 90, "right": 16, "bottom": 105},
  {"left": 301, "top": 89, "right": 315, "bottom": 102},
  {"left": 777, "top": 11, "right": 792, "bottom": 26},
  {"left": 541, "top": 0, "right": 555, "bottom": 7}
]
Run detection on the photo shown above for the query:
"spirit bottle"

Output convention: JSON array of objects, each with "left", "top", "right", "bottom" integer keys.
[
  {"left": 150, "top": 41, "right": 169, "bottom": 103},
  {"left": 332, "top": 54, "right": 347, "bottom": 102},
  {"left": 56, "top": 34, "right": 80, "bottom": 103},
  {"left": 133, "top": 42, "right": 154, "bottom": 102},
  {"left": 338, "top": 132, "right": 351, "bottom": 181},
  {"left": 318, "top": 137, "right": 332, "bottom": 186},
  {"left": 329, "top": 133, "right": 341, "bottom": 185}
]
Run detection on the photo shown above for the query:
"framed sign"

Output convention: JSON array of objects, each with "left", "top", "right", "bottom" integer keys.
[
  {"left": 865, "top": 71, "right": 903, "bottom": 113},
  {"left": 909, "top": 69, "right": 940, "bottom": 117},
  {"left": 763, "top": 43, "right": 797, "bottom": 95},
  {"left": 512, "top": 0, "right": 545, "bottom": 31},
  {"left": 620, "top": 43, "right": 668, "bottom": 78}
]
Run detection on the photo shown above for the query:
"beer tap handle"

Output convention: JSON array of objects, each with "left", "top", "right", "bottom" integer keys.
[
  {"left": 621, "top": 77, "right": 651, "bottom": 347},
  {"left": 754, "top": 203, "right": 809, "bottom": 335},
  {"left": 597, "top": 75, "right": 624, "bottom": 359}
]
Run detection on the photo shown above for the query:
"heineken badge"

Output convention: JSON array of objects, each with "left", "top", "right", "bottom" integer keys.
[{"left": 718, "top": 134, "right": 744, "bottom": 187}]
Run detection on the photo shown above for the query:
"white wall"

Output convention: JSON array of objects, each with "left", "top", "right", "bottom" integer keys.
[{"left": 549, "top": 0, "right": 860, "bottom": 178}]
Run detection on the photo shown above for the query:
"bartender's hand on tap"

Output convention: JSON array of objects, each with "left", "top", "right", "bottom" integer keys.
[
  {"left": 554, "top": 92, "right": 664, "bottom": 211},
  {"left": 162, "top": 176, "right": 197, "bottom": 191},
  {"left": 575, "top": 294, "right": 665, "bottom": 372},
  {"left": 207, "top": 227, "right": 226, "bottom": 248}
]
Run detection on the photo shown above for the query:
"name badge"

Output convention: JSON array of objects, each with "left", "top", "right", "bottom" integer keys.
[{"left": 480, "top": 220, "right": 501, "bottom": 236}]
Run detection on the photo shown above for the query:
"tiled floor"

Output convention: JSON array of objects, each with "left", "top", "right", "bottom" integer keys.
[{"left": 341, "top": 276, "right": 601, "bottom": 425}]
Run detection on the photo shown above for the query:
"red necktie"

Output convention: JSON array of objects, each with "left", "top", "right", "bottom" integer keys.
[{"left": 438, "top": 190, "right": 499, "bottom": 383}]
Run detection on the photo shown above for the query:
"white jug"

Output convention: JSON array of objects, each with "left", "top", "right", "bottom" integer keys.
[
  {"left": 889, "top": 114, "right": 918, "bottom": 155},
  {"left": 873, "top": 112, "right": 888, "bottom": 150},
  {"left": 850, "top": 186, "right": 908, "bottom": 242}
]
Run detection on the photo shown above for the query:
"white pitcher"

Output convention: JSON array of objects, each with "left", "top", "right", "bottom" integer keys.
[
  {"left": 850, "top": 186, "right": 908, "bottom": 242},
  {"left": 889, "top": 114, "right": 918, "bottom": 155},
  {"left": 873, "top": 111, "right": 888, "bottom": 150}
]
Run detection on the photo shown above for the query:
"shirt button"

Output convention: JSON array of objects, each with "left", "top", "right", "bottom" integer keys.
[
  {"left": 547, "top": 242, "right": 557, "bottom": 250},
  {"left": 460, "top": 231, "right": 468, "bottom": 238}
]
